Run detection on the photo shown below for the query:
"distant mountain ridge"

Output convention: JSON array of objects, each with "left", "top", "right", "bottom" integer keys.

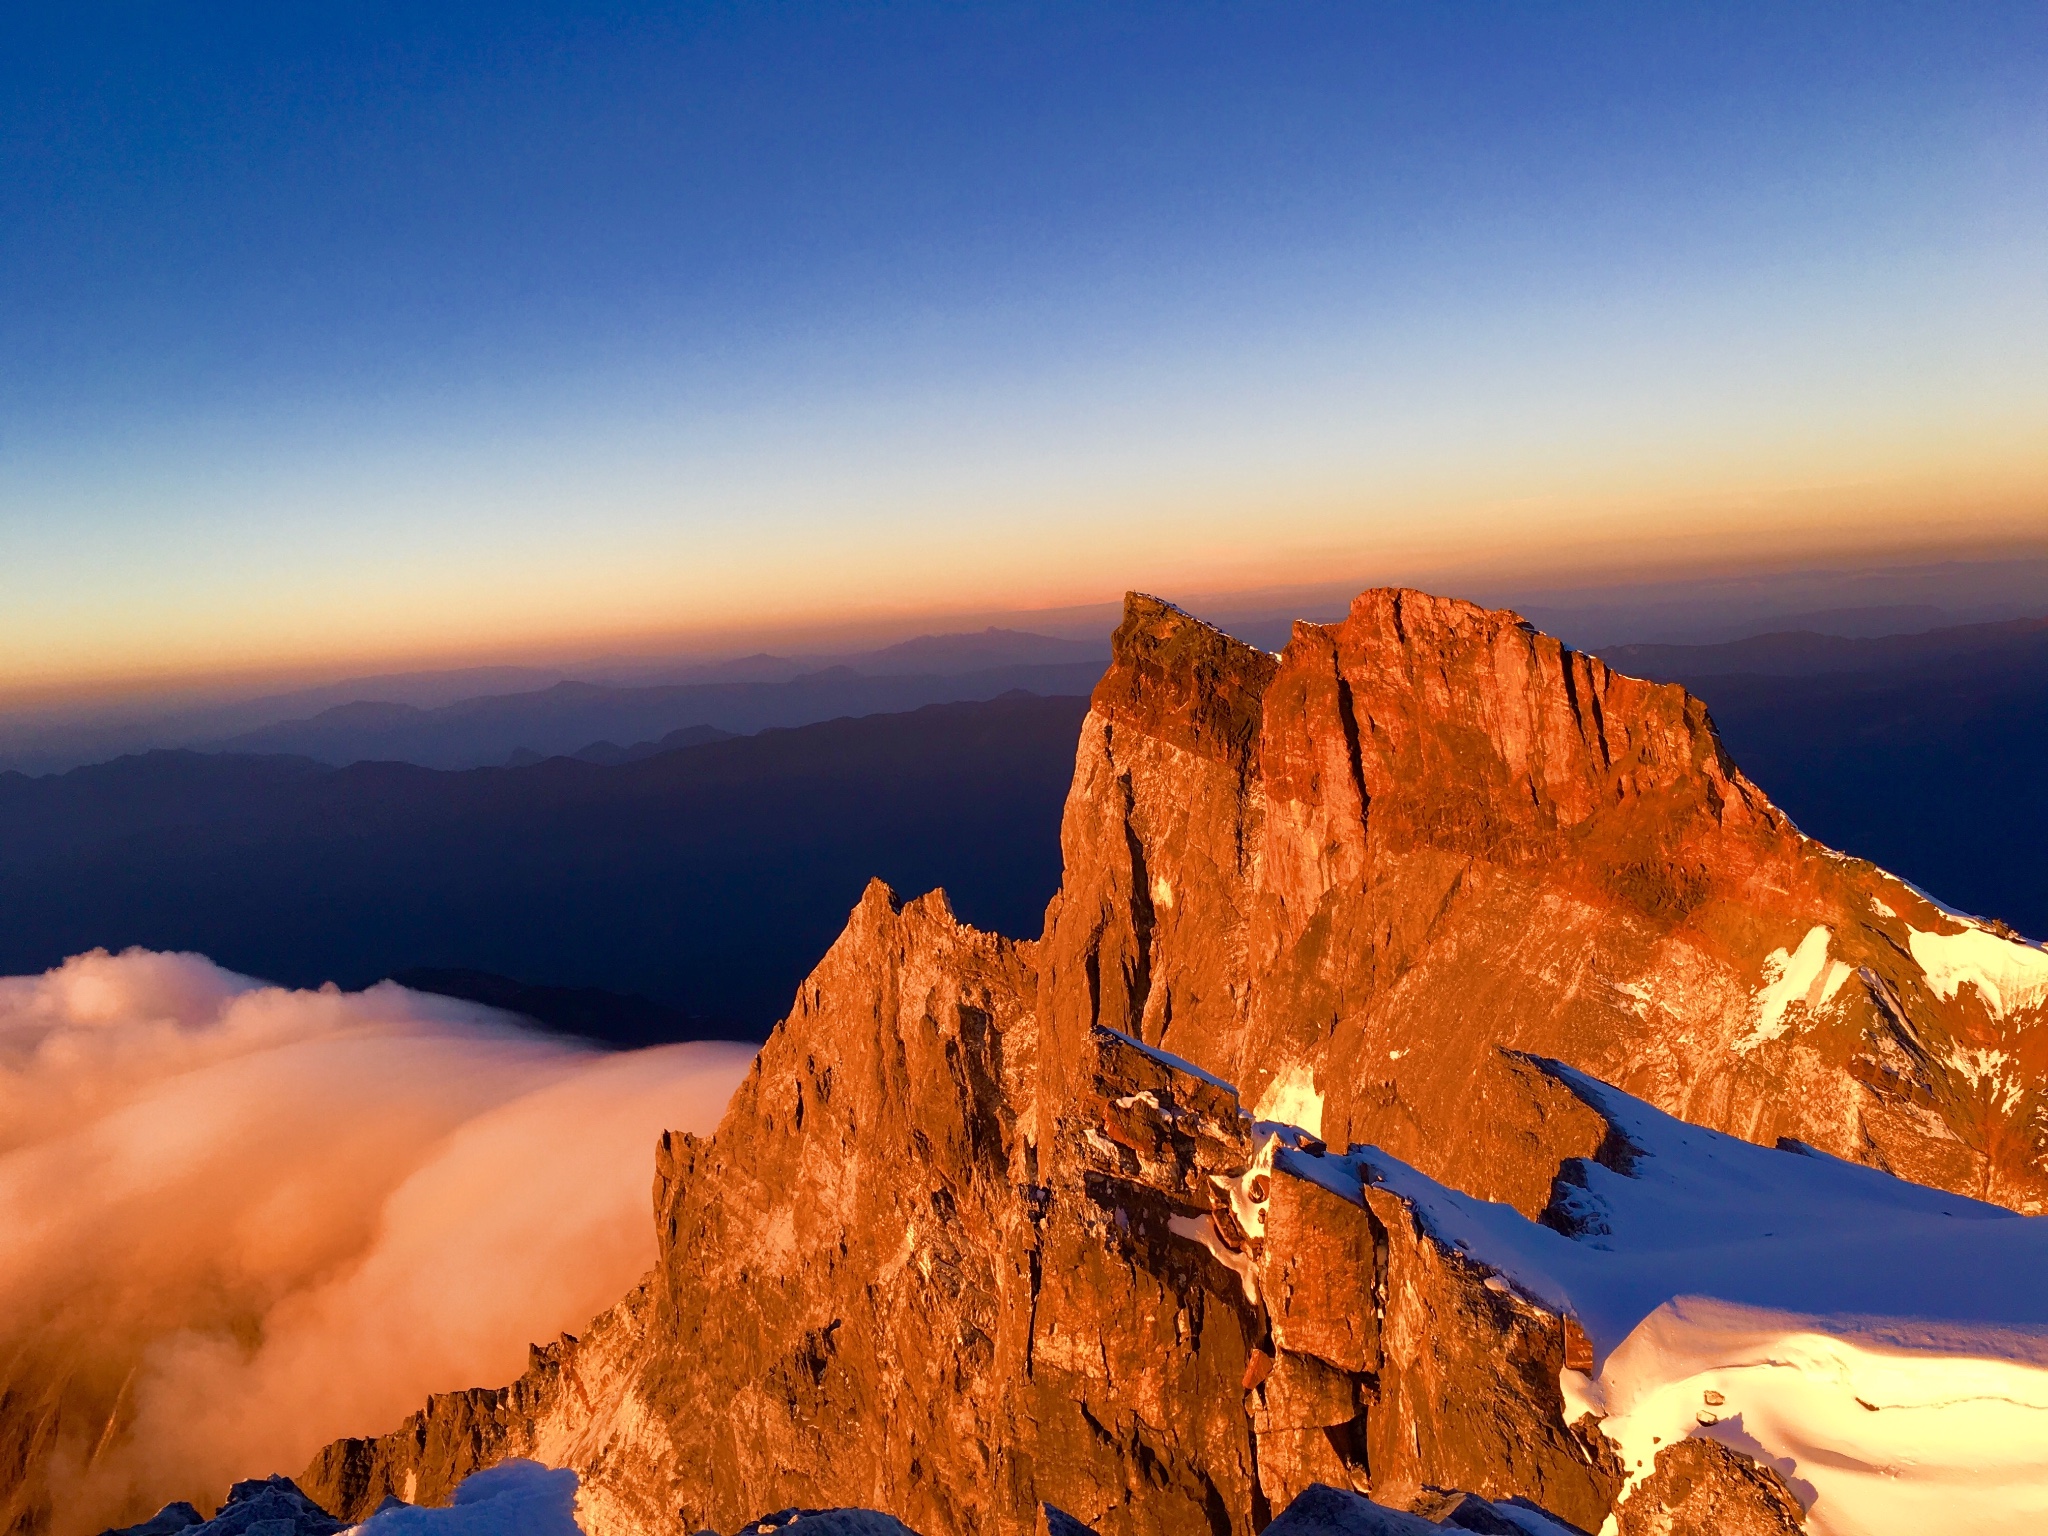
[
  {"left": 504, "top": 722, "right": 737, "bottom": 768},
  {"left": 0, "top": 693, "right": 1092, "bottom": 1029},
  {"left": 1606, "top": 612, "right": 2048, "bottom": 943},
  {"left": 202, "top": 659, "right": 1105, "bottom": 769},
  {"left": 0, "top": 628, "right": 1109, "bottom": 775},
  {"left": 2, "top": 610, "right": 2044, "bottom": 1018},
  {"left": 1603, "top": 613, "right": 2048, "bottom": 678}
]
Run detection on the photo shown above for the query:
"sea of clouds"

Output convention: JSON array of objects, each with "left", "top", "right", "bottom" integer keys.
[{"left": 0, "top": 948, "right": 755, "bottom": 1536}]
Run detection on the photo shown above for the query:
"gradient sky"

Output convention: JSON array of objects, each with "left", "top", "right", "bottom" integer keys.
[{"left": 4, "top": 2, "right": 2044, "bottom": 690}]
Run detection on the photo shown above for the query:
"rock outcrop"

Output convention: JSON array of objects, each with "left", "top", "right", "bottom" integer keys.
[
  {"left": 103, "top": 1479, "right": 339, "bottom": 1536},
  {"left": 291, "top": 590, "right": 2048, "bottom": 1531},
  {"left": 1613, "top": 1439, "right": 1805, "bottom": 1536},
  {"left": 724, "top": 1513, "right": 921, "bottom": 1536},
  {"left": 98, "top": 1509, "right": 204, "bottom": 1536},
  {"left": 303, "top": 963, "right": 1796, "bottom": 1535},
  {"left": 1055, "top": 590, "right": 2048, "bottom": 1212}
]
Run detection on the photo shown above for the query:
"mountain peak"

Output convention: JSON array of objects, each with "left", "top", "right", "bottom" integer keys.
[{"left": 287, "top": 585, "right": 2048, "bottom": 1536}]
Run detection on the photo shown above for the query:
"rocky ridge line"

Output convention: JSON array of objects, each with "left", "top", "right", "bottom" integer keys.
[{"left": 264, "top": 589, "right": 2048, "bottom": 1531}]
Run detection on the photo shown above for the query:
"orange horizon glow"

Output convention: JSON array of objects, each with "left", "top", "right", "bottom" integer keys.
[
  {"left": 8, "top": 485, "right": 2043, "bottom": 711},
  {"left": 8, "top": 3, "right": 2045, "bottom": 716},
  {"left": 9, "top": 295, "right": 2044, "bottom": 704}
]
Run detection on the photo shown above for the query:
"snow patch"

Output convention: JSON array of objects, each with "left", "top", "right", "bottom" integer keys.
[
  {"left": 350, "top": 1460, "right": 583, "bottom": 1536},
  {"left": 1167, "top": 1213, "right": 1258, "bottom": 1304},
  {"left": 1494, "top": 1505, "right": 1586, "bottom": 1536},
  {"left": 1868, "top": 894, "right": 1896, "bottom": 919},
  {"left": 1908, "top": 925, "right": 2048, "bottom": 1020},
  {"left": 1734, "top": 926, "right": 1851, "bottom": 1054},
  {"left": 1559, "top": 1367, "right": 1605, "bottom": 1426},
  {"left": 1897, "top": 876, "right": 1992, "bottom": 926},
  {"left": 1273, "top": 1143, "right": 1364, "bottom": 1204},
  {"left": 1352, "top": 1061, "right": 2048, "bottom": 1536},
  {"left": 1169, "top": 1135, "right": 1278, "bottom": 1305},
  {"left": 1592, "top": 1300, "right": 2048, "bottom": 1535},
  {"left": 1096, "top": 1025, "right": 1236, "bottom": 1094},
  {"left": 1150, "top": 875, "right": 1175, "bottom": 910},
  {"left": 1947, "top": 1046, "right": 2025, "bottom": 1113},
  {"left": 1253, "top": 1063, "right": 1324, "bottom": 1138}
]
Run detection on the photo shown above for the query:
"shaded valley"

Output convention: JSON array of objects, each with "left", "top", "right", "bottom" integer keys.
[{"left": 0, "top": 694, "right": 1089, "bottom": 1033}]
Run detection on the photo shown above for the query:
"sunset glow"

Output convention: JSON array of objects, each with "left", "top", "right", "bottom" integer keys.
[
  {"left": 6, "top": 13, "right": 2048, "bottom": 1534},
  {"left": 4, "top": 4, "right": 2042, "bottom": 692}
]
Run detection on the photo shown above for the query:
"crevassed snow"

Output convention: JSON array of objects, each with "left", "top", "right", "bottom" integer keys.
[
  {"left": 348, "top": 1461, "right": 582, "bottom": 1536},
  {"left": 1253, "top": 1063, "right": 1324, "bottom": 1139},
  {"left": 1733, "top": 925, "right": 1853, "bottom": 1054},
  {"left": 1908, "top": 925, "right": 2048, "bottom": 1020},
  {"left": 1347, "top": 1064, "right": 2048, "bottom": 1536}
]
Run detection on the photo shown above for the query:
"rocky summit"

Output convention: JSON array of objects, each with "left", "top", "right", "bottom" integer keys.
[{"left": 261, "top": 592, "right": 2048, "bottom": 1531}]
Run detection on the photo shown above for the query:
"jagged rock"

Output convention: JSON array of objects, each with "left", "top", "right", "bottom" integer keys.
[
  {"left": 1408, "top": 1488, "right": 1545, "bottom": 1533},
  {"left": 99, "top": 1506, "right": 203, "bottom": 1536},
  {"left": 1612, "top": 1439, "right": 1805, "bottom": 1535},
  {"left": 99, "top": 1480, "right": 341, "bottom": 1536},
  {"left": 728, "top": 1512, "right": 922, "bottom": 1535},
  {"left": 291, "top": 590, "right": 2047, "bottom": 1536},
  {"left": 1259, "top": 1482, "right": 1438, "bottom": 1534},
  {"left": 1357, "top": 1167, "right": 1618, "bottom": 1528},
  {"left": 1037, "top": 1504, "right": 1098, "bottom": 1536},
  {"left": 1050, "top": 591, "right": 2048, "bottom": 1211},
  {"left": 301, "top": 1008, "right": 1610, "bottom": 1536}
]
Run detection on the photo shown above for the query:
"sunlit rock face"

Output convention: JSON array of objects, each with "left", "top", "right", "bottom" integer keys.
[
  {"left": 287, "top": 589, "right": 2048, "bottom": 1535},
  {"left": 1058, "top": 588, "right": 2048, "bottom": 1213}
]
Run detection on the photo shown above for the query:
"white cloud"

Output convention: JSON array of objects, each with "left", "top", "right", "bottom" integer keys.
[{"left": 0, "top": 948, "right": 754, "bottom": 1536}]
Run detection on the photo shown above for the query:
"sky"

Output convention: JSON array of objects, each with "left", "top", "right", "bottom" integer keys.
[{"left": 4, "top": 2, "right": 2044, "bottom": 693}]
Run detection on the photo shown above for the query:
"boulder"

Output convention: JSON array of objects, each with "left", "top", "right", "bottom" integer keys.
[{"left": 1613, "top": 1438, "right": 1805, "bottom": 1535}]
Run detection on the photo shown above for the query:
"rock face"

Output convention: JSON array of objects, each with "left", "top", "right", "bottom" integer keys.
[
  {"left": 1057, "top": 590, "right": 2048, "bottom": 1211},
  {"left": 298, "top": 589, "right": 2048, "bottom": 1532}
]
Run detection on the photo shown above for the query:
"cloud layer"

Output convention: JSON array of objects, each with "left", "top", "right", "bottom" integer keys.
[{"left": 0, "top": 948, "right": 754, "bottom": 1536}]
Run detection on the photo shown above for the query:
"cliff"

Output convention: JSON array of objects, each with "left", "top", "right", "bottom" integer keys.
[
  {"left": 1056, "top": 589, "right": 2048, "bottom": 1210},
  {"left": 296, "top": 589, "right": 2048, "bottom": 1534}
]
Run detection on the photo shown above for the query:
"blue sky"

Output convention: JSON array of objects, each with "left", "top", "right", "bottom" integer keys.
[{"left": 4, "top": 3, "right": 2044, "bottom": 687}]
